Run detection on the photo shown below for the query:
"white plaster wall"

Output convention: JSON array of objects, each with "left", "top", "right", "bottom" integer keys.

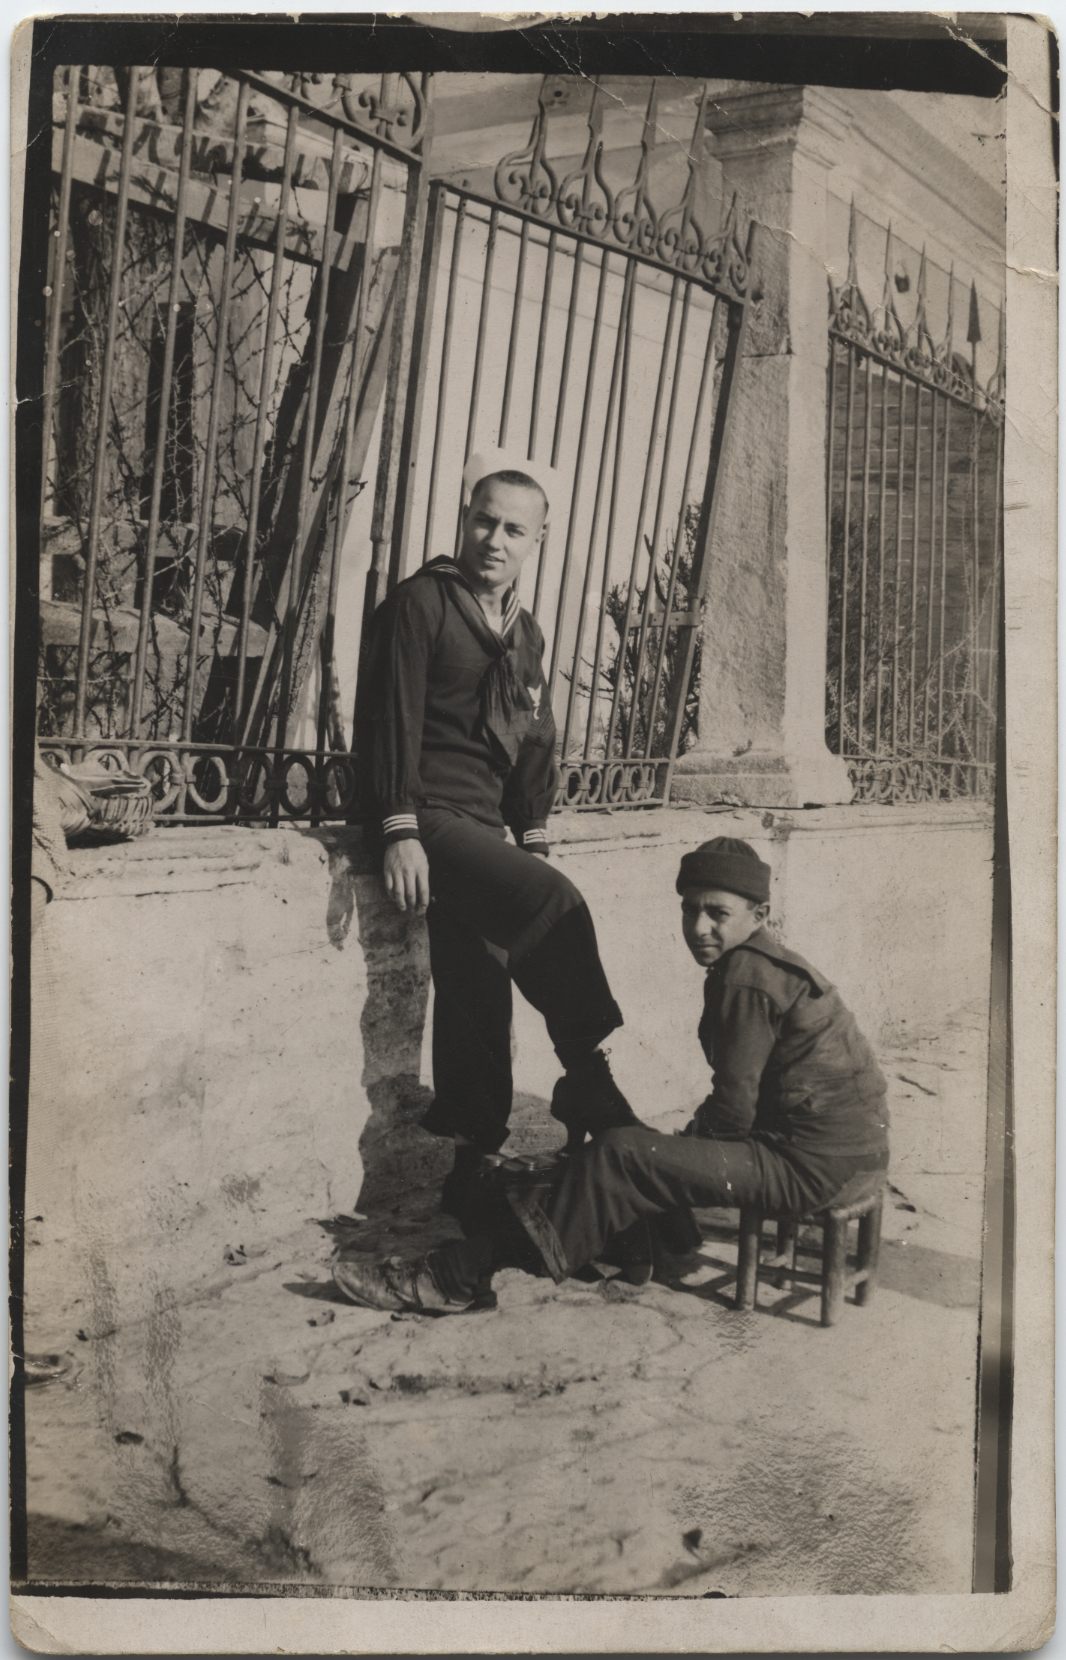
[
  {"left": 23, "top": 806, "right": 992, "bottom": 1346},
  {"left": 507, "top": 804, "right": 994, "bottom": 1118}
]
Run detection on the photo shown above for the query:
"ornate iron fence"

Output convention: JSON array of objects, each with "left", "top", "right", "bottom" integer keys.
[
  {"left": 391, "top": 78, "right": 757, "bottom": 810},
  {"left": 35, "top": 65, "right": 429, "bottom": 821},
  {"left": 826, "top": 203, "right": 1003, "bottom": 804},
  {"left": 35, "top": 70, "right": 757, "bottom": 822}
]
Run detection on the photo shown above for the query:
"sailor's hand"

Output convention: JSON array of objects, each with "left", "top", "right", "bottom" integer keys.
[{"left": 383, "top": 839, "right": 431, "bottom": 916}]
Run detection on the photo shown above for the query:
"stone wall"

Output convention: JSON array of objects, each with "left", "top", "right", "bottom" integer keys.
[{"left": 23, "top": 805, "right": 992, "bottom": 1346}]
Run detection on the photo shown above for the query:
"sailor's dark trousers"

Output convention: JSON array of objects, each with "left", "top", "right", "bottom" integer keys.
[{"left": 417, "top": 808, "right": 622, "bottom": 1152}]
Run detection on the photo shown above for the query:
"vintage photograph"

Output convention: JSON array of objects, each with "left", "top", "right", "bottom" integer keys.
[{"left": 8, "top": 9, "right": 1053, "bottom": 1644}]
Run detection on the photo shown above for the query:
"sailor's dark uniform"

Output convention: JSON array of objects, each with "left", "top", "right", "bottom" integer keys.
[
  {"left": 509, "top": 929, "right": 890, "bottom": 1280},
  {"left": 358, "top": 557, "right": 623, "bottom": 1152}
]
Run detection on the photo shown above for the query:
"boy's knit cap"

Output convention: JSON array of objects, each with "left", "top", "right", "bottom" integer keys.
[{"left": 675, "top": 836, "right": 771, "bottom": 903}]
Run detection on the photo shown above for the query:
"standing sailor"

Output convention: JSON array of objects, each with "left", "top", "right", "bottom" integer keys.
[{"left": 357, "top": 450, "right": 641, "bottom": 1213}]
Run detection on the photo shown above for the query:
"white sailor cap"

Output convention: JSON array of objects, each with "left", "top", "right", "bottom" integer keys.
[{"left": 462, "top": 448, "right": 561, "bottom": 520}]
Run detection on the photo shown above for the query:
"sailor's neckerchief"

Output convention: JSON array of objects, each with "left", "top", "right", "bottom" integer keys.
[{"left": 424, "top": 556, "right": 531, "bottom": 767}]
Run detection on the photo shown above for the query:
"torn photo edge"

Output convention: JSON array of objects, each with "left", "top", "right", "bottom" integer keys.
[{"left": 7, "top": 8, "right": 1055, "bottom": 1653}]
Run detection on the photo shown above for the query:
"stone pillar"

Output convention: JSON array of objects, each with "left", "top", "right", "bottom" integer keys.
[{"left": 672, "top": 85, "right": 855, "bottom": 808}]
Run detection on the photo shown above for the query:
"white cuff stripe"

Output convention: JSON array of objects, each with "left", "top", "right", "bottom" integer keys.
[
  {"left": 523, "top": 830, "right": 548, "bottom": 843},
  {"left": 383, "top": 814, "right": 419, "bottom": 831}
]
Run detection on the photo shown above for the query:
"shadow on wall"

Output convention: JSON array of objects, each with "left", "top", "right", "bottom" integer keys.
[
  {"left": 306, "top": 829, "right": 450, "bottom": 1219},
  {"left": 306, "top": 828, "right": 565, "bottom": 1229}
]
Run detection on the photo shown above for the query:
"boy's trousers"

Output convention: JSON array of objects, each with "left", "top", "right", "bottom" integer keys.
[
  {"left": 416, "top": 809, "right": 623, "bottom": 1152},
  {"left": 509, "top": 1125, "right": 890, "bottom": 1281}
]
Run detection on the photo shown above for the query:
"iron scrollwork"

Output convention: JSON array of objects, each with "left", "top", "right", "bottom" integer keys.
[
  {"left": 556, "top": 758, "right": 668, "bottom": 810},
  {"left": 556, "top": 79, "right": 614, "bottom": 239},
  {"left": 495, "top": 75, "right": 559, "bottom": 220},
  {"left": 493, "top": 76, "right": 751, "bottom": 300},
  {"left": 39, "top": 740, "right": 358, "bottom": 824},
  {"left": 611, "top": 80, "right": 659, "bottom": 257},
  {"left": 830, "top": 202, "right": 1003, "bottom": 418},
  {"left": 844, "top": 755, "right": 994, "bottom": 805},
  {"left": 248, "top": 70, "right": 429, "bottom": 155}
]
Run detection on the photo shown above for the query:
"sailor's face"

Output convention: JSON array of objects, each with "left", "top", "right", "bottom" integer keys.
[{"left": 458, "top": 480, "right": 547, "bottom": 594}]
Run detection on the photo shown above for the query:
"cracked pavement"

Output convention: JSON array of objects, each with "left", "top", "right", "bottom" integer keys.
[{"left": 20, "top": 1009, "right": 987, "bottom": 1596}]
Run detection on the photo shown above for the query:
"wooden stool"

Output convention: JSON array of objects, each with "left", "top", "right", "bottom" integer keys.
[{"left": 734, "top": 1172, "right": 885, "bottom": 1327}]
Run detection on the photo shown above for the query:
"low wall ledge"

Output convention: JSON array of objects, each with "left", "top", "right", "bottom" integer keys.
[{"left": 44, "top": 800, "right": 993, "bottom": 901}]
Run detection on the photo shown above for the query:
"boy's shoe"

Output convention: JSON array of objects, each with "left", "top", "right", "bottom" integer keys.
[
  {"left": 603, "top": 1218, "right": 655, "bottom": 1286},
  {"left": 550, "top": 1049, "right": 644, "bottom": 1152},
  {"left": 332, "top": 1251, "right": 474, "bottom": 1315}
]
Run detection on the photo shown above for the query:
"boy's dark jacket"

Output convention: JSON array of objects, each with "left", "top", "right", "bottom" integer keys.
[{"left": 687, "top": 928, "right": 889, "bottom": 1160}]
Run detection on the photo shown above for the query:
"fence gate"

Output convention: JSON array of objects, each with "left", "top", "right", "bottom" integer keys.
[
  {"left": 36, "top": 66, "right": 429, "bottom": 822},
  {"left": 389, "top": 77, "right": 757, "bottom": 811},
  {"left": 826, "top": 203, "right": 1004, "bottom": 804}
]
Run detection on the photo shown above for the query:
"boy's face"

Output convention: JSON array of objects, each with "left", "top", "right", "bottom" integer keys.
[
  {"left": 680, "top": 885, "right": 769, "bottom": 967},
  {"left": 458, "top": 478, "right": 547, "bottom": 596}
]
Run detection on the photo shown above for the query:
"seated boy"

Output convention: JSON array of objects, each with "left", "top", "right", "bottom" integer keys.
[{"left": 333, "top": 836, "right": 890, "bottom": 1314}]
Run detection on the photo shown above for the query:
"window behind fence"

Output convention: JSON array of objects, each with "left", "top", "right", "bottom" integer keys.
[
  {"left": 36, "top": 66, "right": 427, "bottom": 822},
  {"left": 826, "top": 206, "right": 1004, "bottom": 805}
]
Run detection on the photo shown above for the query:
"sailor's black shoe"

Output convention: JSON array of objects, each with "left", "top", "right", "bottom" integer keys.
[
  {"left": 550, "top": 1049, "right": 643, "bottom": 1151},
  {"left": 439, "top": 1144, "right": 487, "bottom": 1231}
]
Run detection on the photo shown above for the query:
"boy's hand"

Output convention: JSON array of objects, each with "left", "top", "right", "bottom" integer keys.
[{"left": 383, "top": 840, "right": 430, "bottom": 915}]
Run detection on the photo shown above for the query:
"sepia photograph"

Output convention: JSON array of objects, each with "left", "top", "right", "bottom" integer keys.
[{"left": 8, "top": 10, "right": 1056, "bottom": 1651}]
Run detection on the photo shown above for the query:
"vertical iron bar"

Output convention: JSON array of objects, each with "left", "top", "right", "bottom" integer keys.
[
  {"left": 624, "top": 284, "right": 693, "bottom": 757},
  {"left": 40, "top": 65, "right": 79, "bottom": 526},
  {"left": 73, "top": 67, "right": 140, "bottom": 736},
  {"left": 825, "top": 337, "right": 837, "bottom": 556},
  {"left": 971, "top": 408, "right": 982, "bottom": 768},
  {"left": 923, "top": 385, "right": 939, "bottom": 749},
  {"left": 289, "top": 127, "right": 344, "bottom": 620},
  {"left": 583, "top": 266, "right": 635, "bottom": 760},
  {"left": 825, "top": 336, "right": 838, "bottom": 752},
  {"left": 233, "top": 100, "right": 300, "bottom": 730},
  {"left": 857, "top": 354, "right": 873, "bottom": 754},
  {"left": 837, "top": 346, "right": 856, "bottom": 755},
  {"left": 548, "top": 248, "right": 609, "bottom": 694},
  {"left": 356, "top": 87, "right": 433, "bottom": 732},
  {"left": 304, "top": 134, "right": 351, "bottom": 756},
  {"left": 662, "top": 225, "right": 760, "bottom": 789},
  {"left": 604, "top": 276, "right": 680, "bottom": 759},
  {"left": 290, "top": 126, "right": 345, "bottom": 634},
  {"left": 550, "top": 243, "right": 584, "bottom": 471},
  {"left": 528, "top": 229, "right": 556, "bottom": 457},
  {"left": 452, "top": 205, "right": 498, "bottom": 547},
  {"left": 315, "top": 482, "right": 348, "bottom": 762},
  {"left": 274, "top": 142, "right": 385, "bottom": 754},
  {"left": 420, "top": 195, "right": 466, "bottom": 564},
  {"left": 522, "top": 228, "right": 554, "bottom": 619},
  {"left": 498, "top": 217, "right": 529, "bottom": 447},
  {"left": 314, "top": 147, "right": 386, "bottom": 752},
  {"left": 130, "top": 68, "right": 198, "bottom": 738},
  {"left": 182, "top": 76, "right": 250, "bottom": 743},
  {"left": 383, "top": 161, "right": 441, "bottom": 593},
  {"left": 936, "top": 398, "right": 951, "bottom": 757},
  {"left": 645, "top": 298, "right": 717, "bottom": 758},
  {"left": 562, "top": 258, "right": 633, "bottom": 759},
  {"left": 986, "top": 419, "right": 1003, "bottom": 768},
  {"left": 874, "top": 356, "right": 888, "bottom": 754},
  {"left": 891, "top": 373, "right": 906, "bottom": 757},
  {"left": 908, "top": 383, "right": 923, "bottom": 749},
  {"left": 532, "top": 239, "right": 584, "bottom": 619}
]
